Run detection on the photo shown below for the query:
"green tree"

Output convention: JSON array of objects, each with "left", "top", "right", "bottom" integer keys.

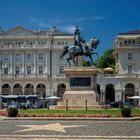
[
  {"left": 83, "top": 60, "right": 91, "bottom": 66},
  {"left": 94, "top": 48, "right": 115, "bottom": 69}
]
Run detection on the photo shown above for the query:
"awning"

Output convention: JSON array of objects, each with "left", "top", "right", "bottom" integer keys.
[
  {"left": 46, "top": 96, "right": 61, "bottom": 100},
  {"left": 129, "top": 96, "right": 140, "bottom": 99},
  {"left": 104, "top": 67, "right": 114, "bottom": 72}
]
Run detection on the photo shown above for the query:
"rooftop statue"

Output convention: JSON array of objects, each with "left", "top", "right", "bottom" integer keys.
[{"left": 62, "top": 27, "right": 99, "bottom": 67}]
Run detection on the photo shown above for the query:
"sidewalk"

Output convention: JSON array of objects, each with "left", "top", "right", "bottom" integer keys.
[{"left": 1, "top": 116, "right": 140, "bottom": 121}]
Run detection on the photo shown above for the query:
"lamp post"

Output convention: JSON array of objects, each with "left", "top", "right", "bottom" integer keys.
[{"left": 0, "top": 61, "right": 6, "bottom": 109}]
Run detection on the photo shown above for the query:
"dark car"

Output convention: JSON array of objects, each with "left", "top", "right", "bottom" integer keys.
[
  {"left": 8, "top": 102, "right": 20, "bottom": 108},
  {"left": 123, "top": 101, "right": 133, "bottom": 108},
  {"left": 110, "top": 101, "right": 123, "bottom": 108},
  {"left": 19, "top": 102, "right": 27, "bottom": 109},
  {"left": 32, "top": 100, "right": 44, "bottom": 108}
]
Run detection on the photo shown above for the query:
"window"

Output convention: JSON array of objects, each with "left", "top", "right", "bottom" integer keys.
[
  {"left": 128, "top": 40, "right": 131, "bottom": 44},
  {"left": 128, "top": 65, "right": 132, "bottom": 75},
  {"left": 124, "top": 41, "right": 127, "bottom": 44},
  {"left": 15, "top": 53, "right": 20, "bottom": 61},
  {"left": 39, "top": 53, "right": 43, "bottom": 60},
  {"left": 39, "top": 66, "right": 43, "bottom": 74},
  {"left": 65, "top": 42, "right": 68, "bottom": 45},
  {"left": 128, "top": 52, "right": 132, "bottom": 60},
  {"left": 27, "top": 66, "right": 31, "bottom": 75},
  {"left": 59, "top": 53, "right": 63, "bottom": 60},
  {"left": 61, "top": 42, "right": 64, "bottom": 45},
  {"left": 59, "top": 66, "right": 64, "bottom": 74},
  {"left": 4, "top": 54, "right": 8, "bottom": 61},
  {"left": 132, "top": 40, "right": 135, "bottom": 44},
  {"left": 27, "top": 53, "right": 32, "bottom": 61},
  {"left": 4, "top": 67, "right": 8, "bottom": 74},
  {"left": 30, "top": 42, "right": 32, "bottom": 45},
  {"left": 15, "top": 66, "right": 20, "bottom": 75},
  {"left": 57, "top": 42, "right": 60, "bottom": 45}
]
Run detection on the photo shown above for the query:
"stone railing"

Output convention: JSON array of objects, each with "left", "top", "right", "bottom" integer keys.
[{"left": 117, "top": 44, "right": 140, "bottom": 48}]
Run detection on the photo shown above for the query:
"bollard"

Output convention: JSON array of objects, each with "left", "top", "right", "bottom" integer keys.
[
  {"left": 66, "top": 99, "right": 68, "bottom": 110},
  {"left": 85, "top": 100, "right": 87, "bottom": 110}
]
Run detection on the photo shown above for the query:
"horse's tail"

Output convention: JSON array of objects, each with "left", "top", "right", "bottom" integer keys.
[{"left": 62, "top": 46, "right": 69, "bottom": 57}]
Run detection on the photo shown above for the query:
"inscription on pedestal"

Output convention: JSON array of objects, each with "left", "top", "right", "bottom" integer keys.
[{"left": 70, "top": 77, "right": 91, "bottom": 87}]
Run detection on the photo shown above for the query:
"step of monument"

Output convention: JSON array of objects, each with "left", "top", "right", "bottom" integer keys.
[
  {"left": 57, "top": 100, "right": 99, "bottom": 106},
  {"left": 49, "top": 105, "right": 102, "bottom": 110}
]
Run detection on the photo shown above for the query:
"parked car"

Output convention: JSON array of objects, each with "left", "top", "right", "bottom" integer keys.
[
  {"left": 19, "top": 102, "right": 27, "bottom": 109},
  {"left": 110, "top": 101, "right": 123, "bottom": 108},
  {"left": 32, "top": 100, "right": 44, "bottom": 108},
  {"left": 123, "top": 101, "right": 133, "bottom": 108},
  {"left": 8, "top": 102, "right": 19, "bottom": 108}
]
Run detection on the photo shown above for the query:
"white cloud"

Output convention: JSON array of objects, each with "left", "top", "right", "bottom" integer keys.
[
  {"left": 91, "top": 16, "right": 107, "bottom": 20},
  {"left": 59, "top": 25, "right": 76, "bottom": 33},
  {"left": 29, "top": 15, "right": 107, "bottom": 33},
  {"left": 30, "top": 17, "right": 76, "bottom": 33},
  {"left": 30, "top": 17, "right": 50, "bottom": 28},
  {"left": 72, "top": 17, "right": 87, "bottom": 23}
]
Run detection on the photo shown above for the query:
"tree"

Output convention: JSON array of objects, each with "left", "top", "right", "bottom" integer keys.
[
  {"left": 94, "top": 48, "right": 115, "bottom": 69},
  {"left": 83, "top": 60, "right": 91, "bottom": 66}
]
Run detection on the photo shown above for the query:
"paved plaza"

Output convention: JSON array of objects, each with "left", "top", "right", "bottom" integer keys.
[{"left": 0, "top": 120, "right": 140, "bottom": 139}]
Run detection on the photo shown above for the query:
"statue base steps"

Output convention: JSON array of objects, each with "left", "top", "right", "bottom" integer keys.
[
  {"left": 49, "top": 105, "right": 101, "bottom": 110},
  {"left": 52, "top": 67, "right": 101, "bottom": 110},
  {"left": 50, "top": 90, "right": 101, "bottom": 110}
]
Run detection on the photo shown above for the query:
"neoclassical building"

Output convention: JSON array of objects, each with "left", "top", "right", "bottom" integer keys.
[
  {"left": 97, "top": 29, "right": 140, "bottom": 106},
  {"left": 0, "top": 25, "right": 75, "bottom": 98},
  {"left": 1, "top": 26, "right": 140, "bottom": 106}
]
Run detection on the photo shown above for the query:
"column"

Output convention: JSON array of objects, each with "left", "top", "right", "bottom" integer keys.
[
  {"left": 115, "top": 89, "right": 122, "bottom": 102},
  {"left": 11, "top": 88, "right": 13, "bottom": 95},
  {"left": 46, "top": 88, "right": 49, "bottom": 97},
  {"left": 34, "top": 87, "right": 36, "bottom": 95},
  {"left": 33, "top": 51, "right": 36, "bottom": 74},
  {"left": 22, "top": 88, "right": 24, "bottom": 95},
  {"left": 0, "top": 85, "right": 2, "bottom": 109},
  {"left": 21, "top": 51, "right": 24, "bottom": 75},
  {"left": 10, "top": 52, "right": 13, "bottom": 74},
  {"left": 100, "top": 87, "right": 105, "bottom": 103},
  {"left": 44, "top": 51, "right": 48, "bottom": 74}
]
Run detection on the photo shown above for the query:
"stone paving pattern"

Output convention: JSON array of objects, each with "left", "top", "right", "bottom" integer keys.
[{"left": 0, "top": 120, "right": 140, "bottom": 136}]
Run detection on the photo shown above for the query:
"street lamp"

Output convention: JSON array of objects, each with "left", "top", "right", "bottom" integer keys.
[{"left": 0, "top": 61, "right": 7, "bottom": 109}]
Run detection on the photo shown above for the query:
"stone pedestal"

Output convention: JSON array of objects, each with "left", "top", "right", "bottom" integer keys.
[{"left": 52, "top": 67, "right": 101, "bottom": 110}]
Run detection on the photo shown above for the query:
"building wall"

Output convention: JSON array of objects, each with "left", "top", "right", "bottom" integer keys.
[
  {"left": 0, "top": 25, "right": 74, "bottom": 97},
  {"left": 97, "top": 31, "right": 140, "bottom": 105}
]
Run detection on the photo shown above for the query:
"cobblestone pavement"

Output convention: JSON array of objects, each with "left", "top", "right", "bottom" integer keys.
[{"left": 0, "top": 120, "right": 140, "bottom": 139}]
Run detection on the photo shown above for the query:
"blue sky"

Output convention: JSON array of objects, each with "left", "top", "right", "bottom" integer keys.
[{"left": 0, "top": 0, "right": 140, "bottom": 56}]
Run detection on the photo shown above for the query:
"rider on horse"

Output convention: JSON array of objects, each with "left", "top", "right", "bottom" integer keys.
[{"left": 74, "top": 27, "right": 85, "bottom": 53}]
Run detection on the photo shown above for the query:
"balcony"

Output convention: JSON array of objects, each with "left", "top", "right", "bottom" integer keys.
[
  {"left": 117, "top": 44, "right": 140, "bottom": 48},
  {"left": 0, "top": 44, "right": 50, "bottom": 49},
  {"left": 54, "top": 74, "right": 66, "bottom": 79},
  {"left": 1, "top": 73, "right": 50, "bottom": 82},
  {"left": 103, "top": 73, "right": 140, "bottom": 79}
]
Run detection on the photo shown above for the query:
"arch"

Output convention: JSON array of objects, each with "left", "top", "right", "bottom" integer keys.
[
  {"left": 96, "top": 84, "right": 101, "bottom": 102},
  {"left": 24, "top": 84, "right": 34, "bottom": 95},
  {"left": 2, "top": 84, "right": 11, "bottom": 95},
  {"left": 105, "top": 83, "right": 115, "bottom": 104},
  {"left": 13, "top": 84, "right": 22, "bottom": 95},
  {"left": 125, "top": 83, "right": 135, "bottom": 105},
  {"left": 57, "top": 83, "right": 66, "bottom": 98},
  {"left": 36, "top": 84, "right": 46, "bottom": 98}
]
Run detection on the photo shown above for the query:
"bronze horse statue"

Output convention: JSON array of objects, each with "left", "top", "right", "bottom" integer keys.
[{"left": 61, "top": 37, "right": 99, "bottom": 66}]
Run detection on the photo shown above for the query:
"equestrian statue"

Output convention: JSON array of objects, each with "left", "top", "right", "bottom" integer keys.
[{"left": 61, "top": 26, "right": 99, "bottom": 67}]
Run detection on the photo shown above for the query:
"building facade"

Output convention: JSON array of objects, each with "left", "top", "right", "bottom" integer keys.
[
  {"left": 97, "top": 29, "right": 140, "bottom": 106},
  {"left": 0, "top": 25, "right": 74, "bottom": 98},
  {"left": 1, "top": 26, "right": 140, "bottom": 106}
]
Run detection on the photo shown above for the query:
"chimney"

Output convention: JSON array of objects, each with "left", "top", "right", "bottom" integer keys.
[{"left": 50, "top": 26, "right": 57, "bottom": 32}]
